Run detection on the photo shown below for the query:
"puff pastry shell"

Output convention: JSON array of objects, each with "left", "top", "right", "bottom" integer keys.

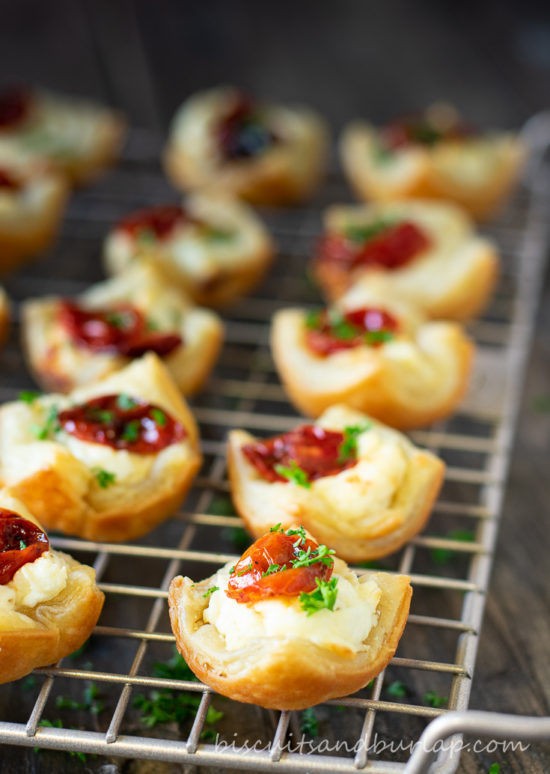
[
  {"left": 0, "top": 491, "right": 104, "bottom": 684},
  {"left": 169, "top": 555, "right": 411, "bottom": 709},
  {"left": 314, "top": 199, "right": 499, "bottom": 319},
  {"left": 163, "top": 86, "right": 328, "bottom": 205},
  {"left": 22, "top": 261, "right": 223, "bottom": 395},
  {"left": 228, "top": 405, "right": 444, "bottom": 561},
  {"left": 0, "top": 354, "right": 202, "bottom": 542},
  {"left": 340, "top": 112, "right": 524, "bottom": 220},
  {"left": 271, "top": 283, "right": 473, "bottom": 428},
  {"left": 103, "top": 193, "right": 274, "bottom": 308}
]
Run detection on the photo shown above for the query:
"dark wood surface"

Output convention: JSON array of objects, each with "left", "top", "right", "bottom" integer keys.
[{"left": 0, "top": 2, "right": 549, "bottom": 772}]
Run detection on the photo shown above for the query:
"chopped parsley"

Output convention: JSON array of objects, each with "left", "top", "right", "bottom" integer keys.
[
  {"left": 221, "top": 525, "right": 250, "bottom": 552},
  {"left": 262, "top": 563, "right": 281, "bottom": 577},
  {"left": 327, "top": 309, "right": 359, "bottom": 340},
  {"left": 54, "top": 680, "right": 104, "bottom": 716},
  {"left": 19, "top": 540, "right": 27, "bottom": 550},
  {"left": 430, "top": 529, "right": 475, "bottom": 565},
  {"left": 106, "top": 311, "right": 133, "bottom": 330},
  {"left": 286, "top": 525, "right": 307, "bottom": 545},
  {"left": 423, "top": 691, "right": 448, "bottom": 708},
  {"left": 90, "top": 408, "right": 115, "bottom": 424},
  {"left": 236, "top": 563, "right": 253, "bottom": 576},
  {"left": 145, "top": 317, "right": 160, "bottom": 331},
  {"left": 270, "top": 522, "right": 283, "bottom": 532},
  {"left": 292, "top": 544, "right": 335, "bottom": 569},
  {"left": 337, "top": 422, "right": 372, "bottom": 463},
  {"left": 385, "top": 680, "right": 411, "bottom": 698},
  {"left": 488, "top": 765, "right": 501, "bottom": 774},
  {"left": 299, "top": 577, "right": 339, "bottom": 616},
  {"left": 19, "top": 390, "right": 41, "bottom": 404},
  {"left": 305, "top": 308, "right": 323, "bottom": 330},
  {"left": 121, "top": 419, "right": 140, "bottom": 443},
  {"left": 372, "top": 142, "right": 395, "bottom": 165},
  {"left": 93, "top": 468, "right": 116, "bottom": 489},
  {"left": 22, "top": 676, "right": 37, "bottom": 691},
  {"left": 364, "top": 329, "right": 395, "bottom": 345},
  {"left": 300, "top": 707, "right": 319, "bottom": 736},
  {"left": 117, "top": 393, "right": 138, "bottom": 411},
  {"left": 202, "top": 586, "right": 219, "bottom": 598},
  {"left": 210, "top": 496, "right": 237, "bottom": 516},
  {"left": 136, "top": 227, "right": 157, "bottom": 245},
  {"left": 151, "top": 408, "right": 167, "bottom": 427},
  {"left": 203, "top": 225, "right": 235, "bottom": 242},
  {"left": 31, "top": 404, "right": 60, "bottom": 440},
  {"left": 345, "top": 219, "right": 392, "bottom": 244},
  {"left": 274, "top": 460, "right": 311, "bottom": 489},
  {"left": 358, "top": 558, "right": 388, "bottom": 570},
  {"left": 133, "top": 647, "right": 223, "bottom": 736}
]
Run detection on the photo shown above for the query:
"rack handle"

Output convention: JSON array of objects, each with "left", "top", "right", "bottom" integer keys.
[{"left": 403, "top": 710, "right": 550, "bottom": 774}]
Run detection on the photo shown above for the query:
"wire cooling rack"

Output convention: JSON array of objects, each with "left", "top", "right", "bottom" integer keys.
[{"left": 0, "top": 118, "right": 549, "bottom": 774}]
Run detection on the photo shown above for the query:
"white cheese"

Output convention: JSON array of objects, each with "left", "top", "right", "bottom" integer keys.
[
  {"left": 203, "top": 560, "right": 381, "bottom": 656},
  {"left": 10, "top": 550, "right": 68, "bottom": 608}
]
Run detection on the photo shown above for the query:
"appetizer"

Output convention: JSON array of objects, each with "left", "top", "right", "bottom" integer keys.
[
  {"left": 340, "top": 103, "right": 524, "bottom": 219},
  {"left": 271, "top": 282, "right": 473, "bottom": 428},
  {"left": 103, "top": 193, "right": 274, "bottom": 307},
  {"left": 0, "top": 148, "right": 68, "bottom": 271},
  {"left": 0, "top": 489, "right": 104, "bottom": 684},
  {"left": 163, "top": 86, "right": 328, "bottom": 205},
  {"left": 0, "top": 354, "right": 201, "bottom": 542},
  {"left": 22, "top": 261, "right": 223, "bottom": 394},
  {"left": 0, "top": 85, "right": 125, "bottom": 185},
  {"left": 312, "top": 199, "right": 499, "bottom": 319},
  {"left": 228, "top": 404, "right": 444, "bottom": 562},
  {"left": 169, "top": 526, "right": 412, "bottom": 709}
]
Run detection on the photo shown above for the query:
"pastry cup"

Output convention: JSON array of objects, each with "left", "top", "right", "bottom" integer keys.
[
  {"left": 228, "top": 404, "right": 444, "bottom": 562},
  {"left": 0, "top": 354, "right": 202, "bottom": 542},
  {"left": 340, "top": 119, "right": 525, "bottom": 221},
  {"left": 0, "top": 491, "right": 104, "bottom": 684},
  {"left": 271, "top": 285, "right": 473, "bottom": 428},
  {"left": 22, "top": 261, "right": 223, "bottom": 395},
  {"left": 103, "top": 193, "right": 275, "bottom": 308},
  {"left": 313, "top": 199, "right": 499, "bottom": 319},
  {"left": 163, "top": 86, "right": 328, "bottom": 205},
  {"left": 169, "top": 557, "right": 411, "bottom": 710}
]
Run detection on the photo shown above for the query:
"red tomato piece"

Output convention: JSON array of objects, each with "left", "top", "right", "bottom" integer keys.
[
  {"left": 306, "top": 307, "right": 399, "bottom": 356},
  {"left": 58, "top": 394, "right": 186, "bottom": 454},
  {"left": 226, "top": 531, "right": 332, "bottom": 603},
  {"left": 0, "top": 509, "right": 49, "bottom": 585}
]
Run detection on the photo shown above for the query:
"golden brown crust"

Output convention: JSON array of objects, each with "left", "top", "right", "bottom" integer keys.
[
  {"left": 227, "top": 410, "right": 445, "bottom": 561},
  {"left": 0, "top": 287, "right": 10, "bottom": 348},
  {"left": 21, "top": 263, "right": 224, "bottom": 395},
  {"left": 312, "top": 201, "right": 500, "bottom": 320},
  {"left": 169, "top": 569, "right": 412, "bottom": 710},
  {"left": 0, "top": 354, "right": 202, "bottom": 542},
  {"left": 340, "top": 121, "right": 525, "bottom": 220},
  {"left": 271, "top": 308, "right": 474, "bottom": 429},
  {"left": 0, "top": 551, "right": 104, "bottom": 685},
  {"left": 162, "top": 87, "right": 328, "bottom": 206},
  {"left": 0, "top": 172, "right": 69, "bottom": 272},
  {"left": 61, "top": 112, "right": 126, "bottom": 186}
]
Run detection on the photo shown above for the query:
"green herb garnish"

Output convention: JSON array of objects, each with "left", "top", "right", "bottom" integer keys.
[
  {"left": 93, "top": 468, "right": 116, "bottom": 489},
  {"left": 151, "top": 408, "right": 167, "bottom": 427},
  {"left": 286, "top": 525, "right": 307, "bottom": 544},
  {"left": 221, "top": 526, "right": 250, "bottom": 552},
  {"left": 19, "top": 390, "right": 41, "bottom": 404},
  {"left": 274, "top": 460, "right": 311, "bottom": 489},
  {"left": 121, "top": 420, "right": 140, "bottom": 443},
  {"left": 31, "top": 404, "right": 59, "bottom": 440},
  {"left": 262, "top": 563, "right": 281, "bottom": 577},
  {"left": 292, "top": 544, "right": 335, "bottom": 569},
  {"left": 488, "top": 765, "right": 501, "bottom": 774},
  {"left": 300, "top": 706, "right": 319, "bottom": 736},
  {"left": 423, "top": 691, "right": 448, "bottom": 708},
  {"left": 365, "top": 329, "right": 395, "bottom": 346},
  {"left": 338, "top": 422, "right": 372, "bottom": 463},
  {"left": 117, "top": 393, "right": 138, "bottom": 411},
  {"left": 236, "top": 563, "right": 253, "bottom": 576},
  {"left": 430, "top": 529, "right": 475, "bottom": 565},
  {"left": 327, "top": 309, "right": 359, "bottom": 340},
  {"left": 270, "top": 522, "right": 283, "bottom": 533},
  {"left": 203, "top": 225, "right": 235, "bottom": 242},
  {"left": 90, "top": 409, "right": 115, "bottom": 424},
  {"left": 386, "top": 680, "right": 411, "bottom": 698},
  {"left": 146, "top": 317, "right": 160, "bottom": 331},
  {"left": 106, "top": 311, "right": 133, "bottom": 330},
  {"left": 203, "top": 586, "right": 219, "bottom": 598},
  {"left": 345, "top": 219, "right": 392, "bottom": 244},
  {"left": 299, "top": 577, "right": 339, "bottom": 616},
  {"left": 305, "top": 308, "right": 323, "bottom": 330},
  {"left": 372, "top": 142, "right": 395, "bottom": 165},
  {"left": 19, "top": 540, "right": 27, "bottom": 550},
  {"left": 133, "top": 647, "right": 223, "bottom": 735},
  {"left": 136, "top": 228, "right": 157, "bottom": 245}
]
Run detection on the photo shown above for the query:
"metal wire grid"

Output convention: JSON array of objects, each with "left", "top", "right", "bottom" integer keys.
[{"left": 0, "top": 129, "right": 548, "bottom": 774}]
